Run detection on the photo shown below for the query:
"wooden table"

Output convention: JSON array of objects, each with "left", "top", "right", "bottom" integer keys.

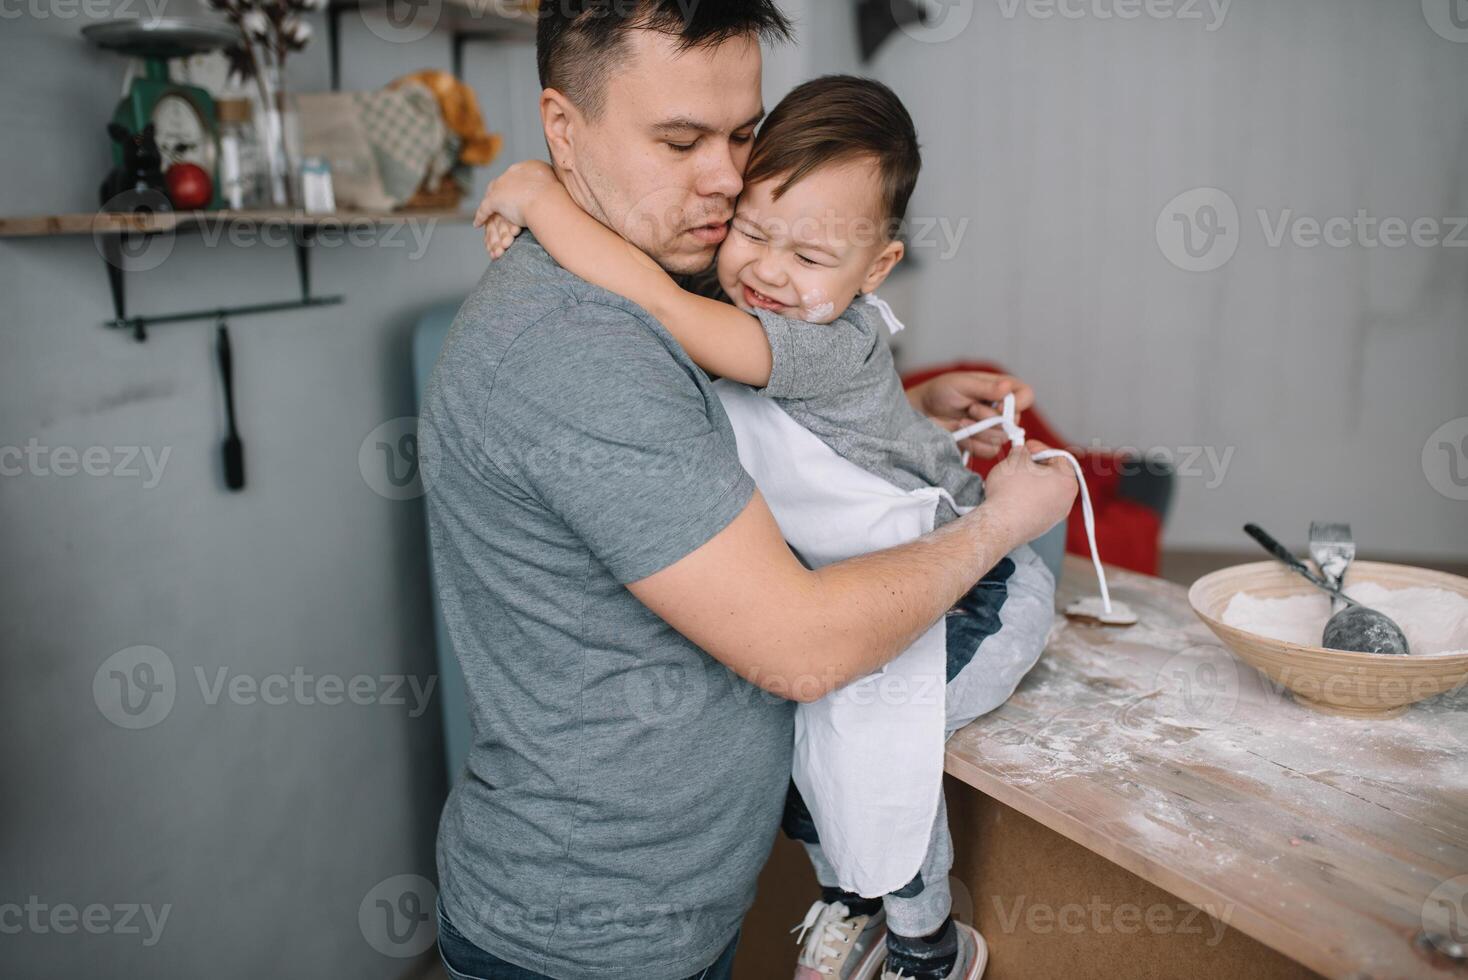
[{"left": 939, "top": 555, "right": 1468, "bottom": 980}]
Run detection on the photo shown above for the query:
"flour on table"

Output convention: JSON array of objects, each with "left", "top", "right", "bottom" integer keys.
[{"left": 1222, "top": 584, "right": 1468, "bottom": 656}]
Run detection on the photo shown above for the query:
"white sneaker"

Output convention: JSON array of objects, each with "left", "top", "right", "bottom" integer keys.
[
  {"left": 875, "top": 921, "right": 988, "bottom": 980},
  {"left": 791, "top": 899, "right": 888, "bottom": 979}
]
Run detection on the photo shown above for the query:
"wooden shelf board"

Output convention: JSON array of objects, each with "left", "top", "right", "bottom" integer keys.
[{"left": 0, "top": 207, "right": 474, "bottom": 238}]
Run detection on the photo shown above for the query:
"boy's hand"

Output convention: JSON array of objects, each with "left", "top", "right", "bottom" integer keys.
[
  {"left": 473, "top": 160, "right": 559, "bottom": 257},
  {"left": 481, "top": 213, "right": 520, "bottom": 260},
  {"left": 981, "top": 439, "right": 1078, "bottom": 545},
  {"left": 908, "top": 371, "right": 1036, "bottom": 458}
]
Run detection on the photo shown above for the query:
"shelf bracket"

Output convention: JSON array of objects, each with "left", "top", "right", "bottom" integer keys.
[
  {"left": 101, "top": 235, "right": 133, "bottom": 338},
  {"left": 327, "top": 0, "right": 361, "bottom": 91},
  {"left": 294, "top": 225, "right": 315, "bottom": 301},
  {"left": 101, "top": 226, "right": 342, "bottom": 341}
]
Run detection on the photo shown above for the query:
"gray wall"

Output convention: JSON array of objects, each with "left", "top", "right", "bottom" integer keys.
[
  {"left": 0, "top": 6, "right": 543, "bottom": 979},
  {"left": 858, "top": 0, "right": 1468, "bottom": 559}
]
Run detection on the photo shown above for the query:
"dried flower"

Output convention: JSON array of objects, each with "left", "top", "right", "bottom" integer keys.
[
  {"left": 285, "top": 17, "right": 313, "bottom": 46},
  {"left": 241, "top": 9, "right": 270, "bottom": 39}
]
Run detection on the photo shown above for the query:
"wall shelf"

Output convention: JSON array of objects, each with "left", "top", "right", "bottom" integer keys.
[
  {"left": 0, "top": 207, "right": 473, "bottom": 339},
  {"left": 0, "top": 206, "right": 470, "bottom": 238}
]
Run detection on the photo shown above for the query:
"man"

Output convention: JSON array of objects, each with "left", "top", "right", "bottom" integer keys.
[{"left": 420, "top": 4, "right": 1077, "bottom": 979}]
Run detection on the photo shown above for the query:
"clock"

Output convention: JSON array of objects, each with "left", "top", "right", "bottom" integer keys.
[
  {"left": 151, "top": 92, "right": 217, "bottom": 178},
  {"left": 83, "top": 18, "right": 240, "bottom": 211}
]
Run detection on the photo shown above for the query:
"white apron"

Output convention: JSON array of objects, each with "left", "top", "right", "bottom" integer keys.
[{"left": 714, "top": 379, "right": 959, "bottom": 898}]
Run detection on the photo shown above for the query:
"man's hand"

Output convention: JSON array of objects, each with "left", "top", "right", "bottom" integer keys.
[
  {"left": 982, "top": 439, "right": 1079, "bottom": 543},
  {"left": 907, "top": 371, "right": 1035, "bottom": 459},
  {"left": 473, "top": 160, "right": 559, "bottom": 258}
]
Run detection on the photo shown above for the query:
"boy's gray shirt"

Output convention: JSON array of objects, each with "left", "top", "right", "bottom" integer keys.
[
  {"left": 755, "top": 300, "right": 986, "bottom": 525},
  {"left": 421, "top": 235, "right": 794, "bottom": 980}
]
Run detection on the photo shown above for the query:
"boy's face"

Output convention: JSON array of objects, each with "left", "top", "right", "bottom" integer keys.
[{"left": 716, "top": 159, "right": 904, "bottom": 324}]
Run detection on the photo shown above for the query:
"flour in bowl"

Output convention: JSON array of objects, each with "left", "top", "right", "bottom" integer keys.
[{"left": 1221, "top": 583, "right": 1468, "bottom": 656}]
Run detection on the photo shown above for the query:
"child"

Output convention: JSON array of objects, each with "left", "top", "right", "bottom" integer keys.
[{"left": 476, "top": 75, "right": 1058, "bottom": 980}]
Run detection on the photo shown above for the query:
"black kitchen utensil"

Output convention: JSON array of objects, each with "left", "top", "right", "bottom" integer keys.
[
  {"left": 1242, "top": 524, "right": 1408, "bottom": 655},
  {"left": 217, "top": 322, "right": 245, "bottom": 491}
]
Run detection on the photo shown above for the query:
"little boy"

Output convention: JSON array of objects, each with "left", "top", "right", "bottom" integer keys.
[{"left": 476, "top": 75, "right": 1058, "bottom": 980}]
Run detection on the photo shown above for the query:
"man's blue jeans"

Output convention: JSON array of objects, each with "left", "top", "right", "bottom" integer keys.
[{"left": 437, "top": 900, "right": 740, "bottom": 980}]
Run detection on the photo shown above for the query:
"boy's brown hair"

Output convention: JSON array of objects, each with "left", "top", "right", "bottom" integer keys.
[{"left": 744, "top": 75, "right": 922, "bottom": 234}]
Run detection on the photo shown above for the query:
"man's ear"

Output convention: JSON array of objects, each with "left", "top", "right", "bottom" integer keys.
[
  {"left": 540, "top": 88, "right": 580, "bottom": 173},
  {"left": 860, "top": 239, "right": 906, "bottom": 294}
]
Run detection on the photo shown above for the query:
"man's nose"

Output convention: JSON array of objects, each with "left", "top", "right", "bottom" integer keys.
[{"left": 695, "top": 142, "right": 744, "bottom": 201}]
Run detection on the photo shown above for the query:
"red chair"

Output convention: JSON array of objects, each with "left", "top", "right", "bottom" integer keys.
[{"left": 902, "top": 362, "right": 1172, "bottom": 576}]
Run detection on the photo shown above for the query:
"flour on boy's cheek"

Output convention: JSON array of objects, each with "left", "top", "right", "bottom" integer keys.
[{"left": 800, "top": 290, "right": 836, "bottom": 323}]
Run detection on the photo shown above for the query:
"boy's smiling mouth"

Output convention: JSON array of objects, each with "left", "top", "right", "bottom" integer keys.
[{"left": 742, "top": 283, "right": 788, "bottom": 312}]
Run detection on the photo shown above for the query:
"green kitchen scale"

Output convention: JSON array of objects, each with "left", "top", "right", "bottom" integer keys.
[{"left": 83, "top": 18, "right": 241, "bottom": 210}]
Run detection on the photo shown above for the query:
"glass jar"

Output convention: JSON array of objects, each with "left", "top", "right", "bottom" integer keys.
[{"left": 216, "top": 97, "right": 263, "bottom": 211}]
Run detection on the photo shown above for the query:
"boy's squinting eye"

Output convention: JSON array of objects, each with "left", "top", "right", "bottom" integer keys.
[
  {"left": 665, "top": 141, "right": 695, "bottom": 153},
  {"left": 796, "top": 254, "right": 820, "bottom": 266},
  {"left": 736, "top": 223, "right": 766, "bottom": 244}
]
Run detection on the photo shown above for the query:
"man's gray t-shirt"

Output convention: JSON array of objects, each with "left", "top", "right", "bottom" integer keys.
[{"left": 421, "top": 234, "right": 795, "bottom": 980}]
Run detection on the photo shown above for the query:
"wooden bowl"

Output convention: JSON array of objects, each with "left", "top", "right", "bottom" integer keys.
[{"left": 1188, "top": 561, "right": 1468, "bottom": 718}]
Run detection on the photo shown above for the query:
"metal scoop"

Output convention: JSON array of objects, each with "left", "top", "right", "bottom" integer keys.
[{"left": 1242, "top": 524, "right": 1410, "bottom": 656}]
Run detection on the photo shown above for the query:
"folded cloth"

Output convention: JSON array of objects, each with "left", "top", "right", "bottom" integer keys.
[
  {"left": 391, "top": 69, "right": 503, "bottom": 167},
  {"left": 297, "top": 91, "right": 396, "bottom": 211},
  {"left": 353, "top": 81, "right": 448, "bottom": 205}
]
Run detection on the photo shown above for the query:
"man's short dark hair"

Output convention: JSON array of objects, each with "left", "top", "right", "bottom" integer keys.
[
  {"left": 744, "top": 74, "right": 922, "bottom": 231},
  {"left": 537, "top": 0, "right": 793, "bottom": 118}
]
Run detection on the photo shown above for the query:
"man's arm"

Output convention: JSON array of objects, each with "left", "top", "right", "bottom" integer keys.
[
  {"left": 479, "top": 161, "right": 774, "bottom": 385},
  {"left": 629, "top": 443, "right": 1075, "bottom": 702}
]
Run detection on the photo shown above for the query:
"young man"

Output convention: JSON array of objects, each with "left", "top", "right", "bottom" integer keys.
[{"left": 421, "top": 4, "right": 1078, "bottom": 979}]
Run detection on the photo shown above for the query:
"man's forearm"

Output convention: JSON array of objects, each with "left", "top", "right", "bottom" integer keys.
[
  {"left": 630, "top": 486, "right": 1058, "bottom": 706},
  {"left": 758, "top": 501, "right": 1027, "bottom": 701}
]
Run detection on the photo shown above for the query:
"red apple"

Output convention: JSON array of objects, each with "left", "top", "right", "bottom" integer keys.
[{"left": 165, "top": 163, "right": 213, "bottom": 210}]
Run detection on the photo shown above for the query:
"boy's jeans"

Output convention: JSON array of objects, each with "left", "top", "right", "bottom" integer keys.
[{"left": 437, "top": 900, "right": 740, "bottom": 980}]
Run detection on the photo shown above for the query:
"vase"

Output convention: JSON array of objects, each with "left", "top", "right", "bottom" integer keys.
[{"left": 256, "top": 59, "right": 300, "bottom": 209}]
